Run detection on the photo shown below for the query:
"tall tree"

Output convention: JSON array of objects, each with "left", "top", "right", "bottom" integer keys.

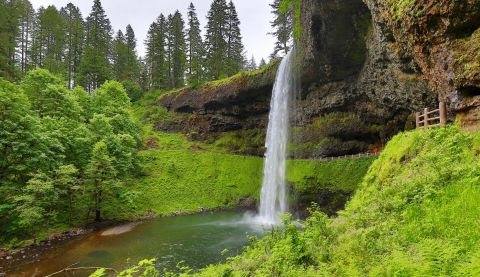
[
  {"left": 0, "top": 0, "right": 20, "bottom": 80},
  {"left": 270, "top": 0, "right": 293, "bottom": 57},
  {"left": 225, "top": 0, "right": 244, "bottom": 76},
  {"left": 186, "top": 3, "right": 204, "bottom": 86},
  {"left": 167, "top": 11, "right": 186, "bottom": 88},
  {"left": 204, "top": 0, "right": 228, "bottom": 80},
  {"left": 16, "top": 0, "right": 35, "bottom": 75},
  {"left": 77, "top": 0, "right": 113, "bottom": 93},
  {"left": 32, "top": 6, "right": 66, "bottom": 74},
  {"left": 124, "top": 24, "right": 140, "bottom": 81},
  {"left": 60, "top": 3, "right": 84, "bottom": 89},
  {"left": 246, "top": 55, "right": 257, "bottom": 71},
  {"left": 145, "top": 15, "right": 168, "bottom": 89},
  {"left": 112, "top": 29, "right": 128, "bottom": 80},
  {"left": 259, "top": 58, "right": 267, "bottom": 68}
]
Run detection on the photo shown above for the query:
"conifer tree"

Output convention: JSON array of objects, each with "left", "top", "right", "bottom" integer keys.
[
  {"left": 0, "top": 0, "right": 20, "bottom": 80},
  {"left": 16, "top": 0, "right": 35, "bottom": 75},
  {"left": 259, "top": 58, "right": 267, "bottom": 69},
  {"left": 124, "top": 24, "right": 140, "bottom": 81},
  {"left": 270, "top": 0, "right": 293, "bottom": 57},
  {"left": 112, "top": 30, "right": 128, "bottom": 81},
  {"left": 77, "top": 0, "right": 113, "bottom": 93},
  {"left": 168, "top": 11, "right": 186, "bottom": 88},
  {"left": 186, "top": 3, "right": 204, "bottom": 86},
  {"left": 246, "top": 55, "right": 257, "bottom": 71},
  {"left": 145, "top": 15, "right": 168, "bottom": 89},
  {"left": 225, "top": 0, "right": 244, "bottom": 76},
  {"left": 204, "top": 0, "right": 228, "bottom": 80},
  {"left": 60, "top": 3, "right": 84, "bottom": 89}
]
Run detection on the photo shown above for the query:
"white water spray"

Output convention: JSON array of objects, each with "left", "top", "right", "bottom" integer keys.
[{"left": 256, "top": 49, "right": 295, "bottom": 225}]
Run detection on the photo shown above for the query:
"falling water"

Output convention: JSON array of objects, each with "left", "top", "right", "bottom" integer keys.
[{"left": 257, "top": 49, "right": 295, "bottom": 225}]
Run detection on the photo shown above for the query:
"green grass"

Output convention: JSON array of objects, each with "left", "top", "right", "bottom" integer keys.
[{"left": 190, "top": 126, "right": 480, "bottom": 276}]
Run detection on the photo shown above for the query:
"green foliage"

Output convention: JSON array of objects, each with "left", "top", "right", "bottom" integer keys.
[
  {"left": 122, "top": 80, "right": 143, "bottom": 102},
  {"left": 181, "top": 126, "right": 480, "bottom": 276}
]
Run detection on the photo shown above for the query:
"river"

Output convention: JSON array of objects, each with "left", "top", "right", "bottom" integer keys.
[{"left": 2, "top": 211, "right": 264, "bottom": 276}]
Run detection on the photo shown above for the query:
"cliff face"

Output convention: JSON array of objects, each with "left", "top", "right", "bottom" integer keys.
[
  {"left": 158, "top": 0, "right": 441, "bottom": 157},
  {"left": 365, "top": 0, "right": 480, "bottom": 129}
]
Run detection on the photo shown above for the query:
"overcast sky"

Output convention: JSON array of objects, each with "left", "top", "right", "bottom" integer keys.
[{"left": 29, "top": 0, "right": 276, "bottom": 63}]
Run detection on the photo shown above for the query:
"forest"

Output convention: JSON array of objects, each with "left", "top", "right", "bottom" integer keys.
[{"left": 1, "top": 0, "right": 480, "bottom": 276}]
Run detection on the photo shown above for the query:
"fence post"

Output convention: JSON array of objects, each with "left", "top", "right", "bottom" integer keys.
[
  {"left": 415, "top": 112, "right": 420, "bottom": 128},
  {"left": 424, "top": 108, "right": 429, "bottom": 127},
  {"left": 439, "top": 101, "right": 447, "bottom": 126}
]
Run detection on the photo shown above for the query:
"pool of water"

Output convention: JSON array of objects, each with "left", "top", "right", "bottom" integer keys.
[{"left": 4, "top": 211, "right": 265, "bottom": 277}]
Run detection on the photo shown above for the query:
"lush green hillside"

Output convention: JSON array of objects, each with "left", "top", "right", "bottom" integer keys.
[{"left": 191, "top": 126, "right": 480, "bottom": 276}]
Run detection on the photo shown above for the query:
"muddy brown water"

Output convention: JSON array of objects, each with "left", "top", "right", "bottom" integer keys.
[{"left": 1, "top": 211, "right": 265, "bottom": 276}]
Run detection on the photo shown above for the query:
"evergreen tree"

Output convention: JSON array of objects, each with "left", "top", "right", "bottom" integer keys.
[
  {"left": 125, "top": 24, "right": 140, "bottom": 81},
  {"left": 15, "top": 0, "right": 35, "bottom": 76},
  {"left": 259, "top": 58, "right": 267, "bottom": 69},
  {"left": 168, "top": 11, "right": 186, "bottom": 88},
  {"left": 225, "top": 0, "right": 244, "bottom": 76},
  {"left": 270, "top": 0, "right": 293, "bottom": 57},
  {"left": 204, "top": 0, "right": 228, "bottom": 80},
  {"left": 0, "top": 0, "right": 20, "bottom": 80},
  {"left": 186, "top": 3, "right": 204, "bottom": 86},
  {"left": 77, "top": 0, "right": 113, "bottom": 93},
  {"left": 145, "top": 15, "right": 168, "bottom": 89},
  {"left": 32, "top": 6, "right": 66, "bottom": 74},
  {"left": 246, "top": 55, "right": 257, "bottom": 71},
  {"left": 112, "top": 29, "right": 128, "bottom": 80},
  {"left": 60, "top": 3, "right": 84, "bottom": 89}
]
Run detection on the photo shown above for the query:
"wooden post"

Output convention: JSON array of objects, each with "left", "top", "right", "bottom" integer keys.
[
  {"left": 439, "top": 101, "right": 447, "bottom": 126},
  {"left": 415, "top": 112, "right": 420, "bottom": 128},
  {"left": 424, "top": 108, "right": 429, "bottom": 127}
]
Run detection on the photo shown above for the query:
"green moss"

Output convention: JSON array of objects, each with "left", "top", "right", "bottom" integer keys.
[
  {"left": 453, "top": 28, "right": 480, "bottom": 83},
  {"left": 386, "top": 0, "right": 416, "bottom": 19}
]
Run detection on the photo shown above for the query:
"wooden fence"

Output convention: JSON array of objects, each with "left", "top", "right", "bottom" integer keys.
[
  {"left": 299, "top": 152, "right": 379, "bottom": 162},
  {"left": 416, "top": 102, "right": 447, "bottom": 129}
]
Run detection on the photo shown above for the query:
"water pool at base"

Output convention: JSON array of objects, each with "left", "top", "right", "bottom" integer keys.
[{"left": 5, "top": 211, "right": 265, "bottom": 276}]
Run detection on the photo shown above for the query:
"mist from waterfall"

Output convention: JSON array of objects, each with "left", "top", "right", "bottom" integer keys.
[{"left": 256, "top": 48, "right": 295, "bottom": 225}]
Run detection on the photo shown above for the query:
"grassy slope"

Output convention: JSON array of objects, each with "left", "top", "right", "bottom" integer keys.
[
  {"left": 195, "top": 126, "right": 480, "bottom": 276},
  {"left": 104, "top": 92, "right": 374, "bottom": 220}
]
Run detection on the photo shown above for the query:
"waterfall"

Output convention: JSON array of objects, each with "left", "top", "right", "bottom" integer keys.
[{"left": 257, "top": 49, "right": 294, "bottom": 225}]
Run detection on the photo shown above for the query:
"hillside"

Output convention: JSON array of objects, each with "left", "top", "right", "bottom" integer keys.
[{"left": 192, "top": 126, "right": 480, "bottom": 276}]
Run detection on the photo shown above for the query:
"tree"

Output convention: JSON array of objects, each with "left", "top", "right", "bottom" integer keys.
[
  {"left": 204, "top": 0, "right": 228, "bottom": 80},
  {"left": 86, "top": 141, "right": 116, "bottom": 222},
  {"left": 16, "top": 0, "right": 35, "bottom": 76},
  {"left": 52, "top": 165, "right": 80, "bottom": 224},
  {"left": 167, "top": 11, "right": 186, "bottom": 88},
  {"left": 145, "top": 15, "right": 168, "bottom": 89},
  {"left": 32, "top": 6, "right": 66, "bottom": 74},
  {"left": 186, "top": 3, "right": 204, "bottom": 86},
  {"left": 124, "top": 25, "right": 140, "bottom": 81},
  {"left": 0, "top": 0, "right": 20, "bottom": 80},
  {"left": 112, "top": 30, "right": 128, "bottom": 80},
  {"left": 246, "top": 55, "right": 257, "bottom": 71},
  {"left": 60, "top": 3, "right": 84, "bottom": 89},
  {"left": 77, "top": 0, "right": 113, "bottom": 92},
  {"left": 93, "top": 80, "right": 131, "bottom": 116},
  {"left": 270, "top": 0, "right": 293, "bottom": 57},
  {"left": 225, "top": 0, "right": 244, "bottom": 76},
  {"left": 259, "top": 58, "right": 267, "bottom": 69}
]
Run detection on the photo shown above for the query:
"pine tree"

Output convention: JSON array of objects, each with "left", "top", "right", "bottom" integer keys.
[
  {"left": 259, "top": 58, "right": 267, "bottom": 69},
  {"left": 186, "top": 3, "right": 204, "bottom": 86},
  {"left": 225, "top": 0, "right": 244, "bottom": 76},
  {"left": 15, "top": 0, "right": 35, "bottom": 76},
  {"left": 112, "top": 29, "right": 128, "bottom": 80},
  {"left": 60, "top": 3, "right": 84, "bottom": 89},
  {"left": 145, "top": 15, "right": 168, "bottom": 89},
  {"left": 246, "top": 55, "right": 257, "bottom": 71},
  {"left": 124, "top": 24, "right": 140, "bottom": 81},
  {"left": 77, "top": 0, "right": 113, "bottom": 93},
  {"left": 168, "top": 11, "right": 186, "bottom": 88},
  {"left": 204, "top": 0, "right": 228, "bottom": 80},
  {"left": 270, "top": 0, "right": 293, "bottom": 57},
  {"left": 0, "top": 0, "right": 20, "bottom": 80},
  {"left": 33, "top": 6, "right": 66, "bottom": 74}
]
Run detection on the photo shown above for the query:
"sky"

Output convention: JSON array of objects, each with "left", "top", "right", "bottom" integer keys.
[{"left": 29, "top": 0, "right": 276, "bottom": 63}]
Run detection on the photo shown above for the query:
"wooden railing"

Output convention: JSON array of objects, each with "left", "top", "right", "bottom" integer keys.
[
  {"left": 416, "top": 102, "right": 447, "bottom": 129},
  {"left": 297, "top": 152, "right": 379, "bottom": 162}
]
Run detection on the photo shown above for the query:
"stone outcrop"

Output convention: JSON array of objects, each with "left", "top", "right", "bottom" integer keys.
[
  {"left": 365, "top": 0, "right": 480, "bottom": 129},
  {"left": 157, "top": 0, "right": 444, "bottom": 157}
]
